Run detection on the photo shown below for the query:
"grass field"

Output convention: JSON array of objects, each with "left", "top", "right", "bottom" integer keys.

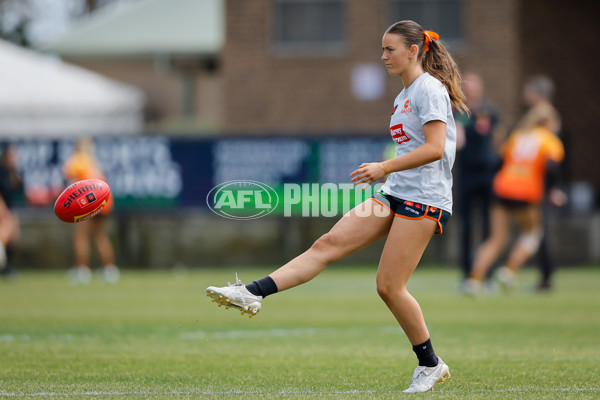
[{"left": 1, "top": 265, "right": 599, "bottom": 399}]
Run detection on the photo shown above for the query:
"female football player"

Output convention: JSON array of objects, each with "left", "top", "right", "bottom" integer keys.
[
  {"left": 206, "top": 20, "right": 468, "bottom": 393},
  {"left": 63, "top": 138, "right": 119, "bottom": 284},
  {"left": 464, "top": 120, "right": 564, "bottom": 293}
]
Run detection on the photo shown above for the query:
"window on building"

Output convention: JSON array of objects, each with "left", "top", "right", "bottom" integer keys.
[
  {"left": 273, "top": 0, "right": 346, "bottom": 55},
  {"left": 390, "top": 0, "right": 463, "bottom": 46}
]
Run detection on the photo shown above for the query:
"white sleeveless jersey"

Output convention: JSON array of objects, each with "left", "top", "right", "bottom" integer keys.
[{"left": 381, "top": 72, "right": 457, "bottom": 213}]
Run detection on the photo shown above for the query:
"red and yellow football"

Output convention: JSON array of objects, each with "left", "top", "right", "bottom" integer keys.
[{"left": 54, "top": 179, "right": 111, "bottom": 223}]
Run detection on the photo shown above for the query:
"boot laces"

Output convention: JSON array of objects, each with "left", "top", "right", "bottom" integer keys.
[{"left": 227, "top": 273, "right": 244, "bottom": 287}]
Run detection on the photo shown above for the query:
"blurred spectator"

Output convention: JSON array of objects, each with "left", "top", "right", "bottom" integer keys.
[
  {"left": 464, "top": 119, "right": 564, "bottom": 294},
  {"left": 63, "top": 138, "right": 119, "bottom": 284},
  {"left": 515, "top": 75, "right": 561, "bottom": 134},
  {"left": 454, "top": 72, "right": 504, "bottom": 283},
  {"left": 0, "top": 145, "right": 21, "bottom": 279},
  {"left": 516, "top": 75, "right": 566, "bottom": 291}
]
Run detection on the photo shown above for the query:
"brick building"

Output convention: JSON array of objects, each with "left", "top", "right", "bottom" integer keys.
[
  {"left": 224, "top": 0, "right": 600, "bottom": 197},
  {"left": 43, "top": 0, "right": 600, "bottom": 196},
  {"left": 41, "top": 0, "right": 224, "bottom": 134}
]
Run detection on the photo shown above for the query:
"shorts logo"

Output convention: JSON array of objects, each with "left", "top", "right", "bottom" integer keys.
[
  {"left": 404, "top": 206, "right": 420, "bottom": 215},
  {"left": 390, "top": 124, "right": 411, "bottom": 144}
]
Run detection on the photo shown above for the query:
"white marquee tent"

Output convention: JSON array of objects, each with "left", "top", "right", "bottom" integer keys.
[{"left": 0, "top": 39, "right": 145, "bottom": 138}]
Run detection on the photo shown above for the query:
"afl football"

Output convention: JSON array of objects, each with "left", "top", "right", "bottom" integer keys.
[{"left": 54, "top": 179, "right": 111, "bottom": 223}]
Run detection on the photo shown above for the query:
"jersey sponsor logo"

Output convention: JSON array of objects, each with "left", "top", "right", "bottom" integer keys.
[
  {"left": 392, "top": 104, "right": 398, "bottom": 115},
  {"left": 400, "top": 100, "right": 413, "bottom": 114},
  {"left": 390, "top": 124, "right": 411, "bottom": 144}
]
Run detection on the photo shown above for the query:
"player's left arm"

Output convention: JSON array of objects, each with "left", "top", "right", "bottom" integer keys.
[
  {"left": 384, "top": 120, "right": 446, "bottom": 171},
  {"left": 350, "top": 120, "right": 446, "bottom": 186}
]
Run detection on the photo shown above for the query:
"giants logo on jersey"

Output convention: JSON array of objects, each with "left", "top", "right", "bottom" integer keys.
[
  {"left": 390, "top": 124, "right": 411, "bottom": 144},
  {"left": 401, "top": 100, "right": 413, "bottom": 114}
]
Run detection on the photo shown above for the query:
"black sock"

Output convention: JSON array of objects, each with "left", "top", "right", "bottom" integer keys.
[
  {"left": 412, "top": 338, "right": 439, "bottom": 367},
  {"left": 245, "top": 276, "right": 278, "bottom": 298}
]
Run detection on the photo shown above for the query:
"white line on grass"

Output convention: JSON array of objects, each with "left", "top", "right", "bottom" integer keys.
[
  {"left": 0, "top": 334, "right": 75, "bottom": 342},
  {"left": 0, "top": 327, "right": 402, "bottom": 343},
  {"left": 180, "top": 327, "right": 329, "bottom": 340},
  {"left": 1, "top": 388, "right": 599, "bottom": 397},
  {"left": 179, "top": 326, "right": 402, "bottom": 340}
]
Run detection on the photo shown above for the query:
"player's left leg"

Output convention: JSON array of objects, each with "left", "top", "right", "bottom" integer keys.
[
  {"left": 375, "top": 216, "right": 450, "bottom": 392},
  {"left": 496, "top": 205, "right": 542, "bottom": 290},
  {"left": 69, "top": 220, "right": 92, "bottom": 284}
]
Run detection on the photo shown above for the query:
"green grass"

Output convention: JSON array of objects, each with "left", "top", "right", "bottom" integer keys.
[{"left": 1, "top": 265, "right": 599, "bottom": 399}]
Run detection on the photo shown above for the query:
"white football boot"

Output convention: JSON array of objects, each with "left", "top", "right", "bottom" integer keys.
[
  {"left": 403, "top": 357, "right": 451, "bottom": 393},
  {"left": 496, "top": 266, "right": 518, "bottom": 292},
  {"left": 101, "top": 264, "right": 120, "bottom": 284},
  {"left": 206, "top": 274, "right": 263, "bottom": 318},
  {"left": 461, "top": 278, "right": 483, "bottom": 296},
  {"left": 68, "top": 266, "right": 92, "bottom": 285}
]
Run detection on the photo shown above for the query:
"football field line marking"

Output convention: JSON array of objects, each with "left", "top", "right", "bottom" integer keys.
[
  {"left": 179, "top": 326, "right": 401, "bottom": 340},
  {"left": 0, "top": 327, "right": 401, "bottom": 343},
  {"left": 1, "top": 388, "right": 599, "bottom": 397}
]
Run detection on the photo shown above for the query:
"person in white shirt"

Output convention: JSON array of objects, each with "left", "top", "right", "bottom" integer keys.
[{"left": 206, "top": 20, "right": 469, "bottom": 393}]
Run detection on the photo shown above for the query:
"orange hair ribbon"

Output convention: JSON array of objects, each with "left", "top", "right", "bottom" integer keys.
[{"left": 423, "top": 30, "right": 440, "bottom": 52}]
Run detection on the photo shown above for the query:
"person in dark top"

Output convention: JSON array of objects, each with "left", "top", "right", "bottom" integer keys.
[{"left": 454, "top": 72, "right": 504, "bottom": 285}]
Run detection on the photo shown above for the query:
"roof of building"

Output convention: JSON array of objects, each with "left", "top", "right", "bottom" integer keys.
[
  {"left": 0, "top": 39, "right": 145, "bottom": 137},
  {"left": 37, "top": 0, "right": 224, "bottom": 58}
]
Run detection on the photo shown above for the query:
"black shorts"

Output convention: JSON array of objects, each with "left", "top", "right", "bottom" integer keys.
[
  {"left": 371, "top": 191, "right": 451, "bottom": 235},
  {"left": 494, "top": 196, "right": 534, "bottom": 209}
]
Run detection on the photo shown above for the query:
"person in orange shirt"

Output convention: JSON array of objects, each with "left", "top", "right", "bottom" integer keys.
[
  {"left": 464, "top": 123, "right": 564, "bottom": 293},
  {"left": 516, "top": 75, "right": 565, "bottom": 291},
  {"left": 63, "top": 138, "right": 119, "bottom": 284}
]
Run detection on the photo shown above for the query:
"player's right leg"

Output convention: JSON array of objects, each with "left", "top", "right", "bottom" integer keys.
[
  {"left": 465, "top": 204, "right": 511, "bottom": 294},
  {"left": 91, "top": 217, "right": 119, "bottom": 283},
  {"left": 206, "top": 199, "right": 395, "bottom": 316}
]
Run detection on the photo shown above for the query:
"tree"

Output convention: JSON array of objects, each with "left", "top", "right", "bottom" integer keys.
[
  {"left": 0, "top": 0, "right": 34, "bottom": 46},
  {"left": 0, "top": 0, "right": 123, "bottom": 47}
]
